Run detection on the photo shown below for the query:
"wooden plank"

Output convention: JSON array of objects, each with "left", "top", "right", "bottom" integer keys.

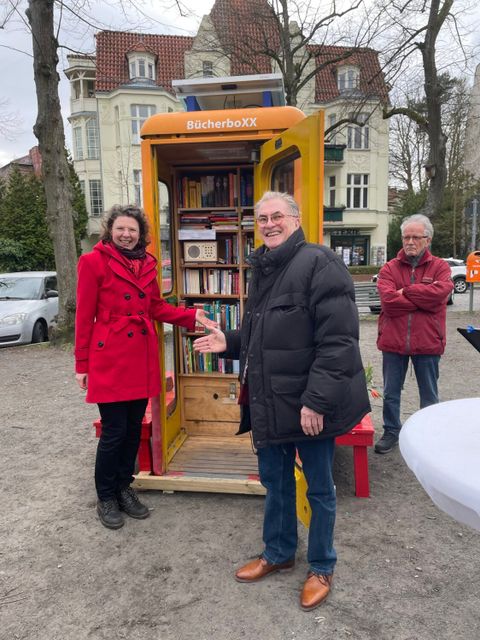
[
  {"left": 185, "top": 420, "right": 239, "bottom": 437},
  {"left": 133, "top": 474, "right": 265, "bottom": 495}
]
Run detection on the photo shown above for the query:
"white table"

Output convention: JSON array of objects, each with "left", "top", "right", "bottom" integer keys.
[{"left": 399, "top": 398, "right": 480, "bottom": 532}]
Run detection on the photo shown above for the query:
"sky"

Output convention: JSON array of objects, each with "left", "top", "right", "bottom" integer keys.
[
  {"left": 1, "top": 0, "right": 479, "bottom": 168},
  {"left": 0, "top": 0, "right": 216, "bottom": 167}
]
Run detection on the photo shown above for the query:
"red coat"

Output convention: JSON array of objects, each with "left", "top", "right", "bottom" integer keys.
[
  {"left": 376, "top": 248, "right": 453, "bottom": 355},
  {"left": 75, "top": 241, "right": 196, "bottom": 403}
]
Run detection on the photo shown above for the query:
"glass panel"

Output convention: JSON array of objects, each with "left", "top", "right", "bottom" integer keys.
[
  {"left": 158, "top": 181, "right": 176, "bottom": 416},
  {"left": 271, "top": 155, "right": 298, "bottom": 194}
]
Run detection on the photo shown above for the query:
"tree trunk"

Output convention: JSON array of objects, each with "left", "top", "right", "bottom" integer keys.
[
  {"left": 420, "top": 0, "right": 452, "bottom": 218},
  {"left": 26, "top": 0, "right": 78, "bottom": 342}
]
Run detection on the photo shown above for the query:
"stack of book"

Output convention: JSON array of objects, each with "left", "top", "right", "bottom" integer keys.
[
  {"left": 177, "top": 172, "right": 239, "bottom": 208},
  {"left": 182, "top": 336, "right": 239, "bottom": 374},
  {"left": 183, "top": 269, "right": 240, "bottom": 295}
]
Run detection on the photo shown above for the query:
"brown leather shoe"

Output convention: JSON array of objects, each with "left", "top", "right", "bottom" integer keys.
[
  {"left": 300, "top": 572, "right": 333, "bottom": 611},
  {"left": 235, "top": 556, "right": 295, "bottom": 583}
]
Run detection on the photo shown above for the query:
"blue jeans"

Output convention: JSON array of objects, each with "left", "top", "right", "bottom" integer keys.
[
  {"left": 257, "top": 438, "right": 337, "bottom": 576},
  {"left": 382, "top": 352, "right": 440, "bottom": 435}
]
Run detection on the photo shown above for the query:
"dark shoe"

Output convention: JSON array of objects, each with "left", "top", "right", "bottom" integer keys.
[
  {"left": 374, "top": 431, "right": 399, "bottom": 454},
  {"left": 235, "top": 556, "right": 295, "bottom": 583},
  {"left": 117, "top": 487, "right": 150, "bottom": 519},
  {"left": 300, "top": 572, "right": 333, "bottom": 611},
  {"left": 97, "top": 499, "right": 124, "bottom": 529}
]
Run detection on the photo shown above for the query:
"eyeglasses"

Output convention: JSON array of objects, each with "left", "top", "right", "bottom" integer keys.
[
  {"left": 256, "top": 213, "right": 297, "bottom": 226},
  {"left": 402, "top": 235, "right": 428, "bottom": 242}
]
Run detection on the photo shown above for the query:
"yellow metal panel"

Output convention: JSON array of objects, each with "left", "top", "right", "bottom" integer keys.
[
  {"left": 295, "top": 464, "right": 312, "bottom": 528},
  {"left": 254, "top": 111, "right": 325, "bottom": 244}
]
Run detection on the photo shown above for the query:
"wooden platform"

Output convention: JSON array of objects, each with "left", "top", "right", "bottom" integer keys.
[
  {"left": 168, "top": 434, "right": 259, "bottom": 476},
  {"left": 133, "top": 434, "right": 265, "bottom": 495}
]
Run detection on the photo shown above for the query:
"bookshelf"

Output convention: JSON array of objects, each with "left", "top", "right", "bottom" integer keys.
[{"left": 174, "top": 165, "right": 254, "bottom": 379}]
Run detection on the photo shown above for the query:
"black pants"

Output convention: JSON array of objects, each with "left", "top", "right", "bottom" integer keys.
[{"left": 95, "top": 398, "right": 148, "bottom": 501}]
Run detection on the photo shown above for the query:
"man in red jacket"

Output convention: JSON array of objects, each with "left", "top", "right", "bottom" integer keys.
[{"left": 375, "top": 214, "right": 453, "bottom": 454}]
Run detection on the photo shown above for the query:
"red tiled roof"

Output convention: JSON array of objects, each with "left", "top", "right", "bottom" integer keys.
[
  {"left": 309, "top": 45, "right": 389, "bottom": 104},
  {"left": 125, "top": 40, "right": 158, "bottom": 56},
  {"left": 95, "top": 31, "right": 193, "bottom": 93},
  {"left": 94, "top": 22, "right": 388, "bottom": 105}
]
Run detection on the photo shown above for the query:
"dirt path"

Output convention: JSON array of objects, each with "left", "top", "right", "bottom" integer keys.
[{"left": 0, "top": 310, "right": 479, "bottom": 640}]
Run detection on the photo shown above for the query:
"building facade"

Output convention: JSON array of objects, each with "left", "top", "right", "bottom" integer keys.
[{"left": 65, "top": 0, "right": 389, "bottom": 264}]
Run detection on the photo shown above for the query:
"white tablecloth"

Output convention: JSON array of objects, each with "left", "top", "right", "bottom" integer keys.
[{"left": 399, "top": 398, "right": 480, "bottom": 531}]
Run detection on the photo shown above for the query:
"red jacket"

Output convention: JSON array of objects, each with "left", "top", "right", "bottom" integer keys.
[
  {"left": 75, "top": 241, "right": 195, "bottom": 403},
  {"left": 376, "top": 248, "right": 453, "bottom": 355}
]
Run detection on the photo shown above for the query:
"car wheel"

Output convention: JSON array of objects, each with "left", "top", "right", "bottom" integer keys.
[
  {"left": 453, "top": 277, "right": 468, "bottom": 294},
  {"left": 32, "top": 320, "right": 47, "bottom": 343}
]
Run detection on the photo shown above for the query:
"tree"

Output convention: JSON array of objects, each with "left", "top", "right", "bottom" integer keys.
[
  {"left": 380, "top": 0, "right": 479, "bottom": 219},
  {"left": 26, "top": 0, "right": 80, "bottom": 342},
  {"left": 0, "top": 164, "right": 87, "bottom": 271},
  {"left": 190, "top": 0, "right": 381, "bottom": 112}
]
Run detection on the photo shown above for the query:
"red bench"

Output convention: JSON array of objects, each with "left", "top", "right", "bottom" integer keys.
[{"left": 336, "top": 414, "right": 375, "bottom": 498}]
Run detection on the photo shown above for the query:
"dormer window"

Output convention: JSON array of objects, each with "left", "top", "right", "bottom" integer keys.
[
  {"left": 127, "top": 50, "right": 156, "bottom": 84},
  {"left": 337, "top": 66, "right": 360, "bottom": 93}
]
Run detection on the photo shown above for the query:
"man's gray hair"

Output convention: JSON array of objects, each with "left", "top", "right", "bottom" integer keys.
[
  {"left": 401, "top": 213, "right": 434, "bottom": 239},
  {"left": 254, "top": 191, "right": 300, "bottom": 218}
]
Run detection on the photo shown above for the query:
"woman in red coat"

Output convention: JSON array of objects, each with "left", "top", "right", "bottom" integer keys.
[{"left": 75, "top": 205, "right": 215, "bottom": 529}]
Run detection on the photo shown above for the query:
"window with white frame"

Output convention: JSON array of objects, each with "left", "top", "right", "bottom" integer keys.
[
  {"left": 89, "top": 179, "right": 103, "bottom": 216},
  {"left": 127, "top": 52, "right": 156, "bottom": 82},
  {"left": 347, "top": 174, "right": 368, "bottom": 209},
  {"left": 133, "top": 170, "right": 142, "bottom": 206},
  {"left": 86, "top": 118, "right": 99, "bottom": 159},
  {"left": 347, "top": 113, "right": 369, "bottom": 150},
  {"left": 328, "top": 176, "right": 336, "bottom": 207},
  {"left": 86, "top": 79, "right": 95, "bottom": 98},
  {"left": 73, "top": 126, "right": 84, "bottom": 160},
  {"left": 203, "top": 61, "right": 213, "bottom": 77},
  {"left": 130, "top": 104, "right": 156, "bottom": 144},
  {"left": 326, "top": 113, "right": 337, "bottom": 143},
  {"left": 337, "top": 66, "right": 360, "bottom": 93}
]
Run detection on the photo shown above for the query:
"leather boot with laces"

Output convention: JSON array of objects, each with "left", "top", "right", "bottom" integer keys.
[
  {"left": 117, "top": 487, "right": 150, "bottom": 519},
  {"left": 374, "top": 431, "right": 399, "bottom": 454},
  {"left": 97, "top": 498, "right": 124, "bottom": 529}
]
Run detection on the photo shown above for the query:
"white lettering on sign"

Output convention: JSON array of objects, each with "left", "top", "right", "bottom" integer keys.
[{"left": 186, "top": 117, "right": 258, "bottom": 131}]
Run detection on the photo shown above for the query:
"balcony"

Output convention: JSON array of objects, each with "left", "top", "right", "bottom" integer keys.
[
  {"left": 324, "top": 206, "right": 345, "bottom": 223},
  {"left": 324, "top": 144, "right": 346, "bottom": 164}
]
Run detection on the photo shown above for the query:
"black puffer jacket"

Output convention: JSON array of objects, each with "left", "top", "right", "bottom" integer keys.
[{"left": 224, "top": 227, "right": 371, "bottom": 449}]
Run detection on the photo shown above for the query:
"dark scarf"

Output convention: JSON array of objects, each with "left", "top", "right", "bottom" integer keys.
[{"left": 113, "top": 243, "right": 147, "bottom": 260}]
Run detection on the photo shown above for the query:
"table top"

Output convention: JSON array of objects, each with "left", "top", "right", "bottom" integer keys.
[{"left": 399, "top": 398, "right": 480, "bottom": 532}]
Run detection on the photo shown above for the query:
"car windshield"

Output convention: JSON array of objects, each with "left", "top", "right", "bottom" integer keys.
[{"left": 0, "top": 277, "right": 43, "bottom": 300}]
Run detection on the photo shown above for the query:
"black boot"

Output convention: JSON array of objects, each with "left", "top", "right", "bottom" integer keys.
[
  {"left": 117, "top": 487, "right": 150, "bottom": 519},
  {"left": 374, "top": 431, "right": 399, "bottom": 454},
  {"left": 97, "top": 498, "right": 124, "bottom": 529}
]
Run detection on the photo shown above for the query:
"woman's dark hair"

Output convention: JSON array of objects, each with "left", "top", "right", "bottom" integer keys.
[{"left": 100, "top": 205, "right": 150, "bottom": 249}]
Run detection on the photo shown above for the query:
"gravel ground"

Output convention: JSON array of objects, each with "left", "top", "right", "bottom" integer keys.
[{"left": 0, "top": 307, "right": 479, "bottom": 640}]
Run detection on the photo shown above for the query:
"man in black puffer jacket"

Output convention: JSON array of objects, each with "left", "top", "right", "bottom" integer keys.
[{"left": 194, "top": 191, "right": 370, "bottom": 611}]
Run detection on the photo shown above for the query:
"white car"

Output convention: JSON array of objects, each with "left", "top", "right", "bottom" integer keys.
[
  {"left": 442, "top": 258, "right": 468, "bottom": 293},
  {"left": 0, "top": 272, "right": 58, "bottom": 346}
]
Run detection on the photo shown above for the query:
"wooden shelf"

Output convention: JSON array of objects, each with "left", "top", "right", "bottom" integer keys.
[
  {"left": 181, "top": 262, "right": 239, "bottom": 268},
  {"left": 181, "top": 293, "right": 240, "bottom": 299}
]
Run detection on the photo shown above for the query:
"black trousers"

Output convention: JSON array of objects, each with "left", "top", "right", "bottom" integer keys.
[{"left": 95, "top": 398, "right": 148, "bottom": 501}]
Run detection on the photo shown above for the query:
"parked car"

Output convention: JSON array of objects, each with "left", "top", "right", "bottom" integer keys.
[
  {"left": 371, "top": 270, "right": 454, "bottom": 310},
  {"left": 0, "top": 272, "right": 58, "bottom": 346},
  {"left": 442, "top": 258, "right": 468, "bottom": 293}
]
